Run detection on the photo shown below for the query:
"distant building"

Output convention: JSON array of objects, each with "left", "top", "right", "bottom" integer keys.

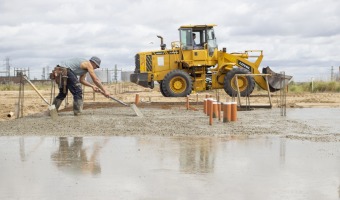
[{"left": 121, "top": 71, "right": 133, "bottom": 82}]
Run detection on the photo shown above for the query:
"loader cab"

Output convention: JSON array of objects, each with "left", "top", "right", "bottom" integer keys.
[{"left": 179, "top": 25, "right": 218, "bottom": 57}]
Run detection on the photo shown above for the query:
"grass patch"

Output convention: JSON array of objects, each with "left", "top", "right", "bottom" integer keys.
[
  {"left": 0, "top": 83, "right": 51, "bottom": 91},
  {"left": 0, "top": 84, "right": 19, "bottom": 91},
  {"left": 288, "top": 81, "right": 340, "bottom": 93}
]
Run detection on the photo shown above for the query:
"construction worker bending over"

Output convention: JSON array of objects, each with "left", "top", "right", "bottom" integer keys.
[{"left": 51, "top": 56, "right": 110, "bottom": 116}]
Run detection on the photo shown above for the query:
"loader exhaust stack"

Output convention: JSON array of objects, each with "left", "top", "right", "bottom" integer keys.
[{"left": 157, "top": 35, "right": 166, "bottom": 50}]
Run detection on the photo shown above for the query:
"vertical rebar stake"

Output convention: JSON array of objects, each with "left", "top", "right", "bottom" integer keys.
[{"left": 280, "top": 71, "right": 287, "bottom": 116}]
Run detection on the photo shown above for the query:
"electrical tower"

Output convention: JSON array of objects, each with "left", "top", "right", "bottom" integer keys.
[
  {"left": 42, "top": 68, "right": 46, "bottom": 80},
  {"left": 5, "top": 57, "right": 10, "bottom": 77}
]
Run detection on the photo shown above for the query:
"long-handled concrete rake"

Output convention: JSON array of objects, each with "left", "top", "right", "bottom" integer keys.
[
  {"left": 23, "top": 75, "right": 58, "bottom": 119},
  {"left": 99, "top": 90, "right": 143, "bottom": 117}
]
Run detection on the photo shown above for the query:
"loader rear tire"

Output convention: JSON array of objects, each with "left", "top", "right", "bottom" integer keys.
[
  {"left": 162, "top": 70, "right": 192, "bottom": 97},
  {"left": 224, "top": 68, "right": 255, "bottom": 97}
]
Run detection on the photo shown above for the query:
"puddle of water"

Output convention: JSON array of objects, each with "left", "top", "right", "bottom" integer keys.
[
  {"left": 286, "top": 108, "right": 340, "bottom": 134},
  {"left": 0, "top": 136, "right": 339, "bottom": 200}
]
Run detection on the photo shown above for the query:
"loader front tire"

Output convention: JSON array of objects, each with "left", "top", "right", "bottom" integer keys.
[
  {"left": 224, "top": 68, "right": 255, "bottom": 97},
  {"left": 162, "top": 70, "right": 192, "bottom": 97},
  {"left": 159, "top": 81, "right": 168, "bottom": 97}
]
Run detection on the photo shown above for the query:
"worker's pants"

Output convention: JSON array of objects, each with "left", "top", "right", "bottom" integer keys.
[{"left": 55, "top": 69, "right": 83, "bottom": 101}]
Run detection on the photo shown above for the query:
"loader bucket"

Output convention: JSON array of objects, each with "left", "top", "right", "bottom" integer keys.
[{"left": 262, "top": 67, "right": 292, "bottom": 92}]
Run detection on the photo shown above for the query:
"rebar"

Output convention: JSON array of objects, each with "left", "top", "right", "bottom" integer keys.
[{"left": 280, "top": 71, "right": 287, "bottom": 116}]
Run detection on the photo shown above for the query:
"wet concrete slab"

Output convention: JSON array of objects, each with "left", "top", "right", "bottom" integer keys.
[
  {"left": 0, "top": 136, "right": 339, "bottom": 200},
  {"left": 286, "top": 108, "right": 340, "bottom": 134}
]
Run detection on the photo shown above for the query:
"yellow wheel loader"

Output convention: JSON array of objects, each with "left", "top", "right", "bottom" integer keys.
[{"left": 130, "top": 24, "right": 292, "bottom": 97}]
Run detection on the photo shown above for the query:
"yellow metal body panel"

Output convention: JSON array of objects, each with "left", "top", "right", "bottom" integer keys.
[
  {"left": 192, "top": 50, "right": 207, "bottom": 61},
  {"left": 139, "top": 54, "right": 146, "bottom": 72},
  {"left": 153, "top": 54, "right": 170, "bottom": 72},
  {"left": 181, "top": 49, "right": 218, "bottom": 67}
]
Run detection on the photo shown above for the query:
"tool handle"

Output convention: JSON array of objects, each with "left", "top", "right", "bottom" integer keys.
[
  {"left": 98, "top": 90, "right": 128, "bottom": 106},
  {"left": 108, "top": 96, "right": 128, "bottom": 106},
  {"left": 23, "top": 75, "right": 50, "bottom": 105}
]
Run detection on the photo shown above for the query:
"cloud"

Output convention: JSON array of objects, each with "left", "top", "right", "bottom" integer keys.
[{"left": 0, "top": 0, "right": 339, "bottom": 81}]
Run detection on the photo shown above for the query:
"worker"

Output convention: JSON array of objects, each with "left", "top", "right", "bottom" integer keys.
[
  {"left": 193, "top": 33, "right": 197, "bottom": 47},
  {"left": 52, "top": 56, "right": 110, "bottom": 116},
  {"left": 193, "top": 33, "right": 202, "bottom": 49}
]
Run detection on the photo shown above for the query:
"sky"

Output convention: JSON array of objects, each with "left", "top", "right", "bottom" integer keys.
[{"left": 0, "top": 0, "right": 340, "bottom": 82}]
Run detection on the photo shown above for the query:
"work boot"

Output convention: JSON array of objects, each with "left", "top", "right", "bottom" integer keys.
[
  {"left": 73, "top": 99, "right": 83, "bottom": 116},
  {"left": 52, "top": 98, "right": 63, "bottom": 111}
]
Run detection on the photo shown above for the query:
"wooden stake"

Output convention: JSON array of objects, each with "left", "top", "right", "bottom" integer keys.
[
  {"left": 186, "top": 95, "right": 189, "bottom": 110},
  {"left": 217, "top": 102, "right": 221, "bottom": 121}
]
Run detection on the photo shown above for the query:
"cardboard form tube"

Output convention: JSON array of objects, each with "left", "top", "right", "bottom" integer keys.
[
  {"left": 7, "top": 112, "right": 14, "bottom": 118},
  {"left": 223, "top": 102, "right": 232, "bottom": 123},
  {"left": 222, "top": 103, "right": 227, "bottom": 123},
  {"left": 212, "top": 100, "right": 217, "bottom": 117},
  {"left": 231, "top": 102, "right": 237, "bottom": 121},
  {"left": 217, "top": 102, "right": 221, "bottom": 121},
  {"left": 135, "top": 93, "right": 140, "bottom": 105},
  {"left": 207, "top": 98, "right": 213, "bottom": 116},
  {"left": 203, "top": 99, "right": 207, "bottom": 114},
  {"left": 212, "top": 102, "right": 218, "bottom": 118},
  {"left": 209, "top": 101, "right": 213, "bottom": 125}
]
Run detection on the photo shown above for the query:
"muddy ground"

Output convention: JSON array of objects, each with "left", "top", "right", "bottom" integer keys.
[
  {"left": 1, "top": 83, "right": 340, "bottom": 120},
  {"left": 0, "top": 83, "right": 339, "bottom": 142}
]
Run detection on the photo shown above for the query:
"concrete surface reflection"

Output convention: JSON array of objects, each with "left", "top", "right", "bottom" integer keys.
[
  {"left": 0, "top": 136, "right": 339, "bottom": 200},
  {"left": 50, "top": 137, "right": 108, "bottom": 175},
  {"left": 177, "top": 137, "right": 216, "bottom": 173},
  {"left": 19, "top": 137, "right": 44, "bottom": 162}
]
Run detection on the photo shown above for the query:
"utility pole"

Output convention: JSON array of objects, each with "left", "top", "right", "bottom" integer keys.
[
  {"left": 107, "top": 68, "right": 109, "bottom": 83},
  {"left": 311, "top": 77, "right": 314, "bottom": 92},
  {"left": 114, "top": 64, "right": 118, "bottom": 83},
  {"left": 331, "top": 66, "right": 334, "bottom": 81},
  {"left": 46, "top": 66, "right": 50, "bottom": 80}
]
